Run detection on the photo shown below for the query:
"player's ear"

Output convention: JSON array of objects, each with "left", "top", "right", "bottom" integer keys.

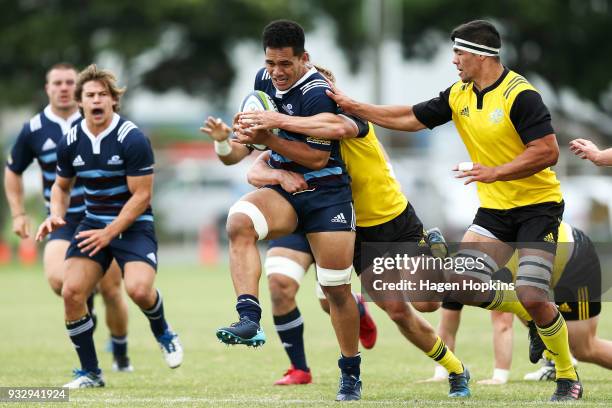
[{"left": 301, "top": 51, "right": 310, "bottom": 64}]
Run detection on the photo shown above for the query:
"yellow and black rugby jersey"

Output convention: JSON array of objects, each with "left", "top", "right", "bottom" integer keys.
[
  {"left": 413, "top": 67, "right": 562, "bottom": 210},
  {"left": 341, "top": 122, "right": 408, "bottom": 227},
  {"left": 505, "top": 222, "right": 573, "bottom": 288}
]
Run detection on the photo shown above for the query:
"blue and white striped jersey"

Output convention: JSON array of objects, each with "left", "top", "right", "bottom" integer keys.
[
  {"left": 56, "top": 113, "right": 155, "bottom": 224},
  {"left": 254, "top": 67, "right": 350, "bottom": 188},
  {"left": 6, "top": 105, "right": 85, "bottom": 214}
]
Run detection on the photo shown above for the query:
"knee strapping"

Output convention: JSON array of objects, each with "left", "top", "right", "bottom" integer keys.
[
  {"left": 515, "top": 255, "right": 552, "bottom": 290},
  {"left": 316, "top": 264, "right": 352, "bottom": 287},
  {"left": 453, "top": 249, "right": 499, "bottom": 283},
  {"left": 265, "top": 256, "right": 306, "bottom": 284},
  {"left": 228, "top": 201, "right": 268, "bottom": 240}
]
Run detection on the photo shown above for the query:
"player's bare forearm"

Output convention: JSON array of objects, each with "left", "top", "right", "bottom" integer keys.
[
  {"left": 105, "top": 175, "right": 153, "bottom": 238},
  {"left": 218, "top": 141, "right": 252, "bottom": 165},
  {"left": 247, "top": 151, "right": 281, "bottom": 187},
  {"left": 339, "top": 101, "right": 424, "bottom": 132},
  {"left": 49, "top": 176, "right": 74, "bottom": 218},
  {"left": 265, "top": 135, "right": 330, "bottom": 170},
  {"left": 495, "top": 135, "right": 559, "bottom": 181},
  {"left": 593, "top": 148, "right": 612, "bottom": 166},
  {"left": 277, "top": 113, "right": 358, "bottom": 140},
  {"left": 4, "top": 168, "right": 26, "bottom": 217}
]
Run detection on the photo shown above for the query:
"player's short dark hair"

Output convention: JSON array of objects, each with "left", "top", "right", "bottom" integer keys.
[
  {"left": 75, "top": 64, "right": 125, "bottom": 113},
  {"left": 262, "top": 20, "right": 305, "bottom": 56},
  {"left": 450, "top": 20, "right": 501, "bottom": 49},
  {"left": 45, "top": 62, "right": 78, "bottom": 83}
]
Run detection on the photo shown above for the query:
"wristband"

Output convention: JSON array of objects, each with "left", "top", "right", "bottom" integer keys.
[{"left": 214, "top": 139, "right": 232, "bottom": 156}]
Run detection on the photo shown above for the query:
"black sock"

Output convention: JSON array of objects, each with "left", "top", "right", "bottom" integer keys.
[
  {"left": 86, "top": 294, "right": 97, "bottom": 332},
  {"left": 338, "top": 353, "right": 361, "bottom": 378},
  {"left": 274, "top": 308, "right": 308, "bottom": 371},
  {"left": 236, "top": 294, "right": 261, "bottom": 324},
  {"left": 66, "top": 315, "right": 100, "bottom": 374},
  {"left": 141, "top": 290, "right": 168, "bottom": 338},
  {"left": 111, "top": 335, "right": 128, "bottom": 359}
]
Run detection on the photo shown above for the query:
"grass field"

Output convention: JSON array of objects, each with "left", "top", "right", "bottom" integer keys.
[{"left": 1, "top": 261, "right": 612, "bottom": 407}]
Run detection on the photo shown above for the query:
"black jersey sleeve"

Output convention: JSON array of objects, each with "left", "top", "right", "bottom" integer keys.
[
  {"left": 124, "top": 130, "right": 155, "bottom": 176},
  {"left": 412, "top": 86, "right": 453, "bottom": 129},
  {"left": 510, "top": 90, "right": 555, "bottom": 144},
  {"left": 55, "top": 135, "right": 75, "bottom": 179},
  {"left": 337, "top": 108, "right": 369, "bottom": 138},
  {"left": 6, "top": 124, "right": 34, "bottom": 174}
]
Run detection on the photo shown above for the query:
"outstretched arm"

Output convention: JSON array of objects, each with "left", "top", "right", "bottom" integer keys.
[
  {"left": 570, "top": 138, "right": 612, "bottom": 166},
  {"left": 200, "top": 116, "right": 252, "bottom": 165},
  {"left": 239, "top": 111, "right": 360, "bottom": 140},
  {"left": 325, "top": 84, "right": 427, "bottom": 132}
]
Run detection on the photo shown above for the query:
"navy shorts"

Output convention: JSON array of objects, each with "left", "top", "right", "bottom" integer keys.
[
  {"left": 269, "top": 233, "right": 312, "bottom": 254},
  {"left": 48, "top": 212, "right": 85, "bottom": 241},
  {"left": 66, "top": 217, "right": 158, "bottom": 273},
  {"left": 266, "top": 184, "right": 355, "bottom": 234}
]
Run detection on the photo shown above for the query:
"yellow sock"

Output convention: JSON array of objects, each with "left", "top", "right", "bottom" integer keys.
[
  {"left": 483, "top": 289, "right": 532, "bottom": 322},
  {"left": 426, "top": 336, "right": 463, "bottom": 375},
  {"left": 543, "top": 349, "right": 555, "bottom": 361},
  {"left": 537, "top": 313, "right": 577, "bottom": 381}
]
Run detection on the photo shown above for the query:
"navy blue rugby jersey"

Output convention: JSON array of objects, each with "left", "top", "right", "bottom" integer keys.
[
  {"left": 56, "top": 113, "right": 155, "bottom": 224},
  {"left": 254, "top": 67, "right": 349, "bottom": 188},
  {"left": 6, "top": 106, "right": 85, "bottom": 214}
]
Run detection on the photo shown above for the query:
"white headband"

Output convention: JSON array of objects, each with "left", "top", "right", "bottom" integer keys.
[{"left": 453, "top": 37, "right": 500, "bottom": 57}]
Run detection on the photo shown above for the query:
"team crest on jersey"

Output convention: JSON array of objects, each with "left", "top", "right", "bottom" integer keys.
[
  {"left": 489, "top": 108, "right": 503, "bottom": 124},
  {"left": 282, "top": 104, "right": 294, "bottom": 115},
  {"left": 107, "top": 155, "right": 124, "bottom": 165}
]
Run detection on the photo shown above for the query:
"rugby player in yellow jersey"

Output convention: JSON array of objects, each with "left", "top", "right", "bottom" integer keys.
[
  {"left": 239, "top": 65, "right": 472, "bottom": 398},
  {"left": 429, "top": 222, "right": 612, "bottom": 383},
  {"left": 326, "top": 20, "right": 582, "bottom": 401}
]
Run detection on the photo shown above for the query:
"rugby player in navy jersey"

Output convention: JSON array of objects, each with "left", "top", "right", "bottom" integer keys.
[
  {"left": 35, "top": 64, "right": 182, "bottom": 388},
  {"left": 216, "top": 20, "right": 362, "bottom": 401},
  {"left": 4, "top": 63, "right": 133, "bottom": 372}
]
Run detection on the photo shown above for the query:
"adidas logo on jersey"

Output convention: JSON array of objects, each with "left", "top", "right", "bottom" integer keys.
[
  {"left": 147, "top": 252, "right": 157, "bottom": 264},
  {"left": 558, "top": 303, "right": 572, "bottom": 313},
  {"left": 543, "top": 233, "right": 556, "bottom": 243},
  {"left": 460, "top": 106, "right": 470, "bottom": 117},
  {"left": 107, "top": 155, "right": 124, "bottom": 165},
  {"left": 331, "top": 213, "right": 347, "bottom": 224},
  {"left": 41, "top": 138, "right": 57, "bottom": 151},
  {"left": 72, "top": 155, "right": 85, "bottom": 167}
]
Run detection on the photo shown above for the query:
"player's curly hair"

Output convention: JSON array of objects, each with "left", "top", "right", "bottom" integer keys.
[
  {"left": 75, "top": 64, "right": 126, "bottom": 113},
  {"left": 262, "top": 20, "right": 305, "bottom": 56},
  {"left": 313, "top": 64, "right": 336, "bottom": 84}
]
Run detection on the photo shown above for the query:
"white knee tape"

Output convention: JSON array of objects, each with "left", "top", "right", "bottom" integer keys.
[
  {"left": 264, "top": 256, "right": 306, "bottom": 284},
  {"left": 228, "top": 201, "right": 268, "bottom": 240},
  {"left": 316, "top": 264, "right": 353, "bottom": 287},
  {"left": 315, "top": 282, "right": 327, "bottom": 299}
]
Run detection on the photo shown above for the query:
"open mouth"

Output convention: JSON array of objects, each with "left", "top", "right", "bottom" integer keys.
[
  {"left": 273, "top": 77, "right": 288, "bottom": 88},
  {"left": 91, "top": 108, "right": 104, "bottom": 118}
]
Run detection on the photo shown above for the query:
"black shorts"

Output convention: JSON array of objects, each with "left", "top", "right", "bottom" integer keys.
[
  {"left": 66, "top": 217, "right": 158, "bottom": 273},
  {"left": 48, "top": 212, "right": 84, "bottom": 241},
  {"left": 472, "top": 201, "right": 564, "bottom": 253},
  {"left": 353, "top": 203, "right": 424, "bottom": 275},
  {"left": 266, "top": 185, "right": 355, "bottom": 234},
  {"left": 554, "top": 228, "right": 601, "bottom": 320}
]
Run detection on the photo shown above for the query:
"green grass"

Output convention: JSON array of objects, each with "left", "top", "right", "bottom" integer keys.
[{"left": 1, "top": 262, "right": 612, "bottom": 407}]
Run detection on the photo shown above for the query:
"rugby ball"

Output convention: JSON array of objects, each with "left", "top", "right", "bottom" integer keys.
[{"left": 239, "top": 90, "right": 279, "bottom": 150}]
